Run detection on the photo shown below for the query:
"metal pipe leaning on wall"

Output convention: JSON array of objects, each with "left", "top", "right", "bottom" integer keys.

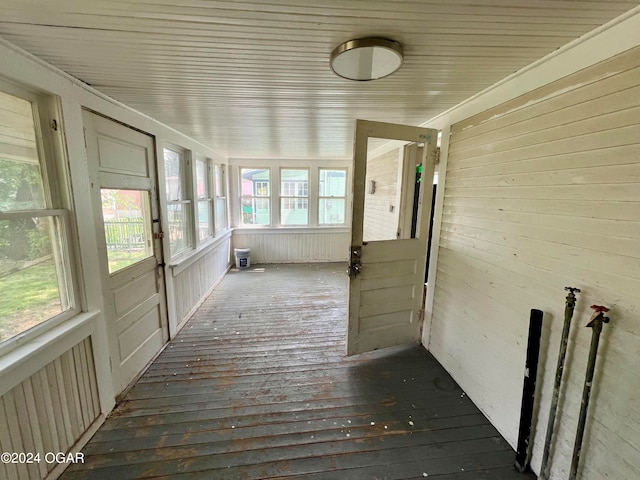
[
  {"left": 514, "top": 309, "right": 544, "bottom": 473},
  {"left": 568, "top": 305, "right": 611, "bottom": 480},
  {"left": 540, "top": 287, "right": 581, "bottom": 480}
]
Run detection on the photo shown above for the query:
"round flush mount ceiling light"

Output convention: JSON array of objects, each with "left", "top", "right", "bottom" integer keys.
[{"left": 330, "top": 37, "right": 404, "bottom": 81}]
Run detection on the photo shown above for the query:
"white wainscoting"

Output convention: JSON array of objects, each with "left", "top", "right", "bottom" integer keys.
[
  {"left": 172, "top": 233, "right": 233, "bottom": 328},
  {"left": 0, "top": 338, "right": 101, "bottom": 480},
  {"left": 232, "top": 228, "right": 350, "bottom": 264}
]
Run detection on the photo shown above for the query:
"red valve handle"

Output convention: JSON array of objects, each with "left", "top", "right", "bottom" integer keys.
[{"left": 590, "top": 305, "right": 610, "bottom": 313}]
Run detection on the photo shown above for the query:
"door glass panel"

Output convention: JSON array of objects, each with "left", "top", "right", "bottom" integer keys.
[
  {"left": 362, "top": 138, "right": 425, "bottom": 242},
  {"left": 101, "top": 189, "right": 154, "bottom": 273}
]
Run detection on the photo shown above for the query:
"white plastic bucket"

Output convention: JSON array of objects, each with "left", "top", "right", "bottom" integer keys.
[{"left": 234, "top": 248, "right": 251, "bottom": 269}]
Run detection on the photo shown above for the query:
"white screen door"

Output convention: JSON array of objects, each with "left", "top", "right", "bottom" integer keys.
[
  {"left": 83, "top": 111, "right": 169, "bottom": 394},
  {"left": 347, "top": 120, "right": 437, "bottom": 355}
]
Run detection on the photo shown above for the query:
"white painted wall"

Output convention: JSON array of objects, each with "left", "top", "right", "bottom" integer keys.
[
  {"left": 362, "top": 148, "right": 401, "bottom": 242},
  {"left": 421, "top": 10, "right": 640, "bottom": 480},
  {"left": 232, "top": 228, "right": 350, "bottom": 263}
]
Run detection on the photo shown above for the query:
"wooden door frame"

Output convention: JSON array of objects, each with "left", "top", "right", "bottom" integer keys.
[{"left": 83, "top": 109, "right": 170, "bottom": 396}]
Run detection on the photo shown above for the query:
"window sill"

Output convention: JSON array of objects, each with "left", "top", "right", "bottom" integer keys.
[
  {"left": 169, "top": 229, "right": 232, "bottom": 275},
  {"left": 232, "top": 226, "right": 350, "bottom": 235},
  {"left": 0, "top": 310, "right": 100, "bottom": 396}
]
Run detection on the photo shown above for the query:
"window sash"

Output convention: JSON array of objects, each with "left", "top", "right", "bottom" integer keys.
[
  {"left": 0, "top": 86, "right": 80, "bottom": 349},
  {"left": 195, "top": 157, "right": 214, "bottom": 241},
  {"left": 164, "top": 148, "right": 186, "bottom": 201},
  {"left": 240, "top": 168, "right": 270, "bottom": 226},
  {"left": 318, "top": 169, "right": 347, "bottom": 225},
  {"left": 215, "top": 197, "right": 227, "bottom": 233},
  {"left": 0, "top": 210, "right": 76, "bottom": 343},
  {"left": 166, "top": 200, "right": 192, "bottom": 256},
  {"left": 280, "top": 169, "right": 309, "bottom": 226},
  {"left": 196, "top": 158, "right": 211, "bottom": 200},
  {"left": 197, "top": 199, "right": 213, "bottom": 241}
]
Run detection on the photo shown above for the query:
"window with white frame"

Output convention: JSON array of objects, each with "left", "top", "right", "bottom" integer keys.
[
  {"left": 195, "top": 156, "right": 213, "bottom": 242},
  {"left": 319, "top": 168, "right": 347, "bottom": 225},
  {"left": 240, "top": 168, "right": 270, "bottom": 225},
  {"left": 280, "top": 169, "right": 309, "bottom": 225},
  {"left": 0, "top": 88, "right": 76, "bottom": 344},
  {"left": 214, "top": 164, "right": 227, "bottom": 234},
  {"left": 164, "top": 147, "right": 192, "bottom": 256}
]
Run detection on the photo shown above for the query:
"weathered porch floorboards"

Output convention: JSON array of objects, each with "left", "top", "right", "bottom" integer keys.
[{"left": 62, "top": 263, "right": 535, "bottom": 480}]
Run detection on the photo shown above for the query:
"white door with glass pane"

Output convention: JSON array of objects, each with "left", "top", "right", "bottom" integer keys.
[
  {"left": 347, "top": 120, "right": 437, "bottom": 355},
  {"left": 83, "top": 111, "right": 169, "bottom": 394}
]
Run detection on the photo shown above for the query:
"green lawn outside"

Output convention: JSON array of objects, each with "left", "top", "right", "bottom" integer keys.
[
  {"left": 107, "top": 249, "right": 150, "bottom": 273},
  {"left": 0, "top": 260, "right": 61, "bottom": 342}
]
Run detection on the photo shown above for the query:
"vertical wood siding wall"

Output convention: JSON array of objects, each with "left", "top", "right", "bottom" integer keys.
[
  {"left": 173, "top": 236, "right": 232, "bottom": 325},
  {"left": 430, "top": 46, "right": 640, "bottom": 479},
  {"left": 0, "top": 338, "right": 100, "bottom": 480},
  {"left": 232, "top": 230, "right": 349, "bottom": 264},
  {"left": 363, "top": 149, "right": 400, "bottom": 241}
]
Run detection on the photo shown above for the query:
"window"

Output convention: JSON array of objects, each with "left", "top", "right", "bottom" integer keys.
[
  {"left": 196, "top": 157, "right": 213, "bottom": 241},
  {"left": 0, "top": 89, "right": 76, "bottom": 344},
  {"left": 214, "top": 164, "right": 227, "bottom": 234},
  {"left": 164, "top": 147, "right": 192, "bottom": 256},
  {"left": 319, "top": 169, "right": 347, "bottom": 225},
  {"left": 280, "top": 169, "right": 309, "bottom": 225},
  {"left": 101, "top": 189, "right": 153, "bottom": 273},
  {"left": 240, "top": 168, "right": 270, "bottom": 225}
]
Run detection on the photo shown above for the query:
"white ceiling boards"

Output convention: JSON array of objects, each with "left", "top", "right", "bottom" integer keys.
[{"left": 0, "top": 0, "right": 638, "bottom": 159}]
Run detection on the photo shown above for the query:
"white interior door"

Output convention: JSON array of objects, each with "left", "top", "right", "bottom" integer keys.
[
  {"left": 347, "top": 120, "right": 437, "bottom": 355},
  {"left": 83, "top": 111, "right": 169, "bottom": 394}
]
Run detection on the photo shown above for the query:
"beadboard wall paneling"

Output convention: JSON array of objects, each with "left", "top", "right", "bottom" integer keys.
[
  {"left": 430, "top": 45, "right": 640, "bottom": 479},
  {"left": 0, "top": 338, "right": 100, "bottom": 480},
  {"left": 172, "top": 236, "right": 232, "bottom": 326},
  {"left": 232, "top": 229, "right": 350, "bottom": 264}
]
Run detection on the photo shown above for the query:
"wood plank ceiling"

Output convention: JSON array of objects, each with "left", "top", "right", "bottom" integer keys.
[{"left": 0, "top": 0, "right": 638, "bottom": 159}]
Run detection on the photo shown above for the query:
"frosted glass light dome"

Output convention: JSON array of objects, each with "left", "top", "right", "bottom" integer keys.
[{"left": 330, "top": 38, "right": 404, "bottom": 81}]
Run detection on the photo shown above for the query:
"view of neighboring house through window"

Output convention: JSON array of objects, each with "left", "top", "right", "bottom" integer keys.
[
  {"left": 214, "top": 164, "right": 227, "bottom": 234},
  {"left": 280, "top": 168, "right": 309, "bottom": 225},
  {"left": 241, "top": 168, "right": 270, "bottom": 225},
  {"left": 196, "top": 157, "right": 213, "bottom": 241},
  {"left": 319, "top": 169, "right": 347, "bottom": 224},
  {"left": 0, "top": 89, "right": 75, "bottom": 344},
  {"left": 164, "top": 147, "right": 192, "bottom": 256}
]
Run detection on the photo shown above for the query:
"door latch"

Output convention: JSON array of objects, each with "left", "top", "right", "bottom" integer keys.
[{"left": 347, "top": 245, "right": 362, "bottom": 278}]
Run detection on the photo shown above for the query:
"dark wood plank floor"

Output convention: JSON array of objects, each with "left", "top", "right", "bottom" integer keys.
[{"left": 62, "top": 263, "right": 535, "bottom": 480}]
